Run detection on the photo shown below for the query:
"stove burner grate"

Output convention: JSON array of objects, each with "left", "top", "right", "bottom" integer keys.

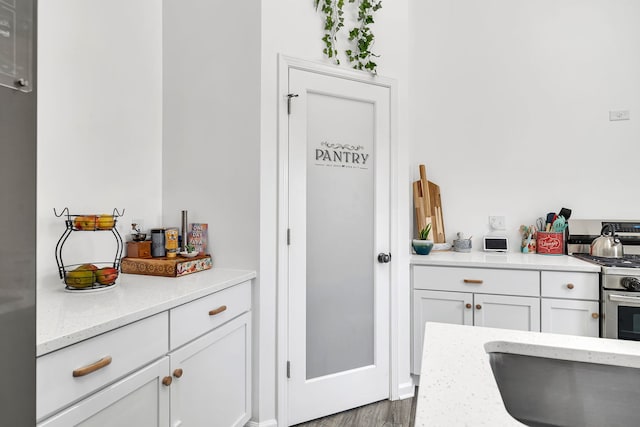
[{"left": 572, "top": 253, "right": 640, "bottom": 268}]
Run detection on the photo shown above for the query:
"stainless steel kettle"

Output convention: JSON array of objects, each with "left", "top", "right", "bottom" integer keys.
[{"left": 590, "top": 224, "right": 624, "bottom": 258}]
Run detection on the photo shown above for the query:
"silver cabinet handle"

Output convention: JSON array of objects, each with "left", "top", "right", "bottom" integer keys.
[{"left": 609, "top": 294, "right": 640, "bottom": 304}]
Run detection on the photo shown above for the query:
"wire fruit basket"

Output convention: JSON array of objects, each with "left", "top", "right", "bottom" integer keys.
[{"left": 54, "top": 207, "right": 125, "bottom": 292}]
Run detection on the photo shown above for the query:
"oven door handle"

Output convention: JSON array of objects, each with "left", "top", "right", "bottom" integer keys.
[{"left": 609, "top": 294, "right": 640, "bottom": 304}]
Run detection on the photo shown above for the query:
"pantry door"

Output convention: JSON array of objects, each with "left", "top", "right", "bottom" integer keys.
[{"left": 286, "top": 66, "right": 391, "bottom": 425}]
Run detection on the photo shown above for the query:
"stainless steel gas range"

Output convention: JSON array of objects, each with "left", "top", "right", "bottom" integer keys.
[{"left": 568, "top": 219, "right": 640, "bottom": 341}]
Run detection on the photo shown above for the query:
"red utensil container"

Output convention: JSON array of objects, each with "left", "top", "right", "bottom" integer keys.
[{"left": 537, "top": 232, "right": 564, "bottom": 255}]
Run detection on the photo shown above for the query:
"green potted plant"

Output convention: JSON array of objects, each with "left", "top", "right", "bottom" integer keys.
[{"left": 412, "top": 223, "right": 434, "bottom": 255}]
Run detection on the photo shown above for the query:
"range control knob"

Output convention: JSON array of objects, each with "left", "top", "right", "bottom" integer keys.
[{"left": 621, "top": 277, "right": 640, "bottom": 291}]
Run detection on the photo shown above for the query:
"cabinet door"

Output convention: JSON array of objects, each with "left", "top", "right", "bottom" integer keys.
[
  {"left": 541, "top": 298, "right": 600, "bottom": 337},
  {"left": 170, "top": 312, "right": 251, "bottom": 427},
  {"left": 412, "top": 290, "right": 472, "bottom": 374},
  {"left": 38, "top": 357, "right": 170, "bottom": 427},
  {"left": 473, "top": 294, "right": 540, "bottom": 332}
]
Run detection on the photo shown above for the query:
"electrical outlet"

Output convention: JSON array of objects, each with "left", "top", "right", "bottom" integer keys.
[
  {"left": 609, "top": 110, "right": 630, "bottom": 121},
  {"left": 489, "top": 215, "right": 506, "bottom": 231}
]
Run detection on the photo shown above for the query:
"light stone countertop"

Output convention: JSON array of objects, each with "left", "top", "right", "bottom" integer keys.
[
  {"left": 37, "top": 268, "right": 256, "bottom": 357},
  {"left": 411, "top": 251, "right": 601, "bottom": 272},
  {"left": 415, "top": 322, "right": 640, "bottom": 426}
]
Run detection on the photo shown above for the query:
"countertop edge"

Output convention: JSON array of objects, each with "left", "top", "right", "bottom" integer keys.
[
  {"left": 415, "top": 323, "right": 640, "bottom": 426},
  {"left": 37, "top": 269, "right": 256, "bottom": 357},
  {"left": 411, "top": 252, "right": 601, "bottom": 272}
]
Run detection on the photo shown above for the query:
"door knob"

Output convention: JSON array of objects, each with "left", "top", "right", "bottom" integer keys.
[{"left": 377, "top": 253, "right": 391, "bottom": 263}]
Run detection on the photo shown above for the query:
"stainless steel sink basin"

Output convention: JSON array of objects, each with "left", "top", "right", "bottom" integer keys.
[{"left": 486, "top": 343, "right": 640, "bottom": 427}]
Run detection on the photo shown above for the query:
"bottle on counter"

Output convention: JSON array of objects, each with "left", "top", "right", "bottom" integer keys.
[{"left": 165, "top": 228, "right": 179, "bottom": 258}]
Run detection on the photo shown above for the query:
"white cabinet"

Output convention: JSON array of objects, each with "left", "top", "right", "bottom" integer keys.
[
  {"left": 38, "top": 357, "right": 170, "bottom": 427},
  {"left": 37, "top": 281, "right": 252, "bottom": 426},
  {"left": 474, "top": 293, "right": 540, "bottom": 331},
  {"left": 413, "top": 266, "right": 539, "bottom": 296},
  {"left": 541, "top": 299, "right": 599, "bottom": 337},
  {"left": 412, "top": 264, "right": 601, "bottom": 375},
  {"left": 413, "top": 290, "right": 472, "bottom": 373},
  {"left": 37, "top": 312, "right": 169, "bottom": 421},
  {"left": 540, "top": 271, "right": 600, "bottom": 338},
  {"left": 412, "top": 266, "right": 541, "bottom": 374},
  {"left": 169, "top": 312, "right": 251, "bottom": 427},
  {"left": 412, "top": 289, "right": 539, "bottom": 373}
]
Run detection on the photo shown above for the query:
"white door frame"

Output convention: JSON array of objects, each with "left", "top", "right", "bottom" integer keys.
[{"left": 276, "top": 55, "right": 401, "bottom": 426}]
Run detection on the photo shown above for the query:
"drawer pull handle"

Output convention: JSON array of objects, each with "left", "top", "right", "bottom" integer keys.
[
  {"left": 464, "top": 279, "right": 483, "bottom": 284},
  {"left": 592, "top": 313, "right": 599, "bottom": 319},
  {"left": 567, "top": 283, "right": 575, "bottom": 289},
  {"left": 162, "top": 376, "right": 173, "bottom": 386},
  {"left": 209, "top": 305, "right": 228, "bottom": 316},
  {"left": 465, "top": 303, "right": 472, "bottom": 309},
  {"left": 72, "top": 356, "right": 112, "bottom": 378},
  {"left": 475, "top": 304, "right": 482, "bottom": 310},
  {"left": 173, "top": 368, "right": 184, "bottom": 378}
]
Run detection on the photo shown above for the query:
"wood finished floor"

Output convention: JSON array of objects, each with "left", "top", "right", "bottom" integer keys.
[{"left": 291, "top": 390, "right": 417, "bottom": 427}]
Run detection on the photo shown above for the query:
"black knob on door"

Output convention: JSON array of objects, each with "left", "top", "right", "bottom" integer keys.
[{"left": 378, "top": 253, "right": 391, "bottom": 263}]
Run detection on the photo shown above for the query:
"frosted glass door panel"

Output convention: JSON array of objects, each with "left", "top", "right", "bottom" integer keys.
[{"left": 306, "top": 92, "right": 375, "bottom": 380}]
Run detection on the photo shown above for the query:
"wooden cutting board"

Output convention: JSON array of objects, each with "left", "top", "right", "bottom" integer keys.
[
  {"left": 413, "top": 164, "right": 446, "bottom": 244},
  {"left": 428, "top": 180, "right": 445, "bottom": 243}
]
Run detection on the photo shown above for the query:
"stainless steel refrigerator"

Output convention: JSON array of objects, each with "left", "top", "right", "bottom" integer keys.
[{"left": 0, "top": 0, "right": 36, "bottom": 424}]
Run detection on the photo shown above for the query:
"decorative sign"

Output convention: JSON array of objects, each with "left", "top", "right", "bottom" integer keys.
[{"left": 313, "top": 141, "right": 371, "bottom": 170}]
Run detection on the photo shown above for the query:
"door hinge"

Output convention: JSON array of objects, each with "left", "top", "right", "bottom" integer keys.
[
  {"left": 287, "top": 228, "right": 291, "bottom": 245},
  {"left": 286, "top": 361, "right": 291, "bottom": 379},
  {"left": 287, "top": 93, "right": 299, "bottom": 115}
]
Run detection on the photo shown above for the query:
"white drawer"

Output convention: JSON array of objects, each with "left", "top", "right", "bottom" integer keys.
[
  {"left": 37, "top": 312, "right": 168, "bottom": 421},
  {"left": 541, "top": 271, "right": 599, "bottom": 300},
  {"left": 413, "top": 266, "right": 539, "bottom": 297},
  {"left": 170, "top": 280, "right": 251, "bottom": 349}
]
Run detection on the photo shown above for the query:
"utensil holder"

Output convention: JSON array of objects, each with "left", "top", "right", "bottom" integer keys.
[{"left": 537, "top": 232, "right": 564, "bottom": 255}]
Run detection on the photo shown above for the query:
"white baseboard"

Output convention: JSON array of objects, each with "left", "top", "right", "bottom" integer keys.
[
  {"left": 398, "top": 380, "right": 416, "bottom": 400},
  {"left": 245, "top": 419, "right": 278, "bottom": 427}
]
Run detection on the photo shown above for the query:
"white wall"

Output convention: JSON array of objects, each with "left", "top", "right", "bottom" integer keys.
[
  {"left": 410, "top": 0, "right": 640, "bottom": 250},
  {"left": 37, "top": 0, "right": 163, "bottom": 283},
  {"left": 161, "top": 0, "right": 261, "bottom": 270},
  {"left": 162, "top": 0, "right": 262, "bottom": 422}
]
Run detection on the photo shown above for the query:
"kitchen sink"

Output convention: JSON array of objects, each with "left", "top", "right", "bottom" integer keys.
[{"left": 485, "top": 342, "right": 640, "bottom": 427}]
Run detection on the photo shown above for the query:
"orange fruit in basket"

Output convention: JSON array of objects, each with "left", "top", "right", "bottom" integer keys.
[{"left": 74, "top": 215, "right": 98, "bottom": 230}]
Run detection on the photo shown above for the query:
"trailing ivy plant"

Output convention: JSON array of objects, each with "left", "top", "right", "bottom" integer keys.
[
  {"left": 314, "top": 0, "right": 382, "bottom": 74},
  {"left": 345, "top": 0, "right": 382, "bottom": 73},
  {"left": 315, "top": 0, "right": 345, "bottom": 65}
]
